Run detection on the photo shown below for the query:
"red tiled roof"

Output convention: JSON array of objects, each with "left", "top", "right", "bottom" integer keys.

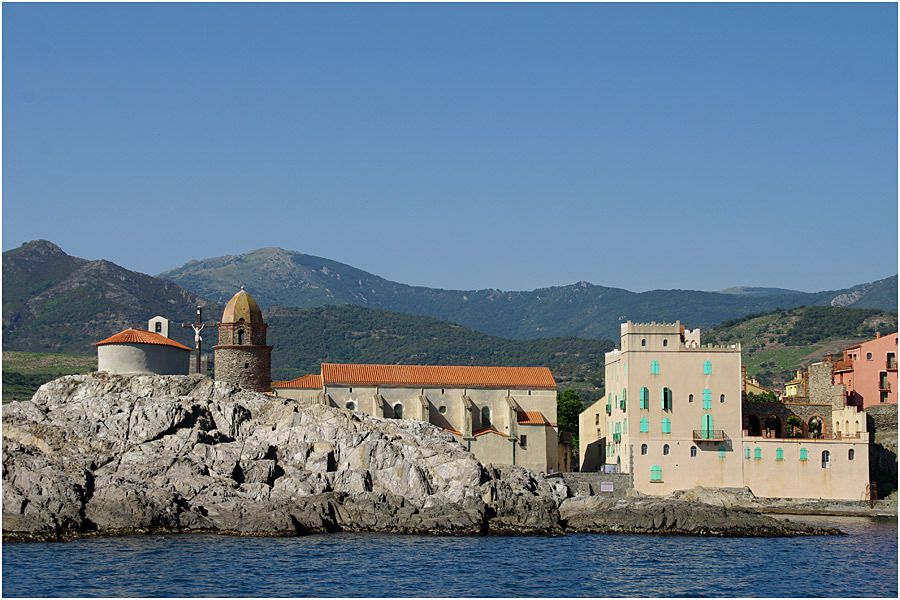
[
  {"left": 441, "top": 426, "right": 463, "bottom": 436},
  {"left": 517, "top": 411, "right": 550, "bottom": 426},
  {"left": 321, "top": 363, "right": 556, "bottom": 389},
  {"left": 272, "top": 374, "right": 323, "bottom": 390},
  {"left": 473, "top": 427, "right": 506, "bottom": 437},
  {"left": 94, "top": 329, "right": 191, "bottom": 351}
]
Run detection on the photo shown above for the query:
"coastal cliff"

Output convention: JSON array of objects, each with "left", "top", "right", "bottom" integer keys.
[{"left": 3, "top": 374, "right": 839, "bottom": 541}]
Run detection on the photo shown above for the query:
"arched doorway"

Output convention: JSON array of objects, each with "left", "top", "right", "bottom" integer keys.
[
  {"left": 748, "top": 415, "right": 761, "bottom": 436},
  {"left": 765, "top": 415, "right": 782, "bottom": 438},
  {"left": 807, "top": 416, "right": 823, "bottom": 439}
]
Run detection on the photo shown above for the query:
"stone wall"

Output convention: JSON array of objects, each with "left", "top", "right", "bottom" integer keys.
[
  {"left": 214, "top": 345, "right": 272, "bottom": 392},
  {"left": 866, "top": 404, "right": 898, "bottom": 497},
  {"left": 808, "top": 361, "right": 846, "bottom": 411},
  {"left": 554, "top": 472, "right": 633, "bottom": 500},
  {"left": 218, "top": 322, "right": 267, "bottom": 346},
  {"left": 743, "top": 400, "right": 833, "bottom": 439}
]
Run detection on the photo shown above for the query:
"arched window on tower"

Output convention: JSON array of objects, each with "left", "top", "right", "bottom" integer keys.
[
  {"left": 393, "top": 403, "right": 403, "bottom": 419},
  {"left": 237, "top": 329, "right": 245, "bottom": 345}
]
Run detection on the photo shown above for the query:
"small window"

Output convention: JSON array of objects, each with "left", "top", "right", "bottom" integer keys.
[
  {"left": 481, "top": 406, "right": 492, "bottom": 428},
  {"left": 720, "top": 394, "right": 726, "bottom": 403},
  {"left": 641, "top": 444, "right": 648, "bottom": 455},
  {"left": 821, "top": 450, "right": 831, "bottom": 469},
  {"left": 640, "top": 387, "right": 650, "bottom": 409},
  {"left": 690, "top": 446, "right": 697, "bottom": 457},
  {"left": 848, "top": 449, "right": 855, "bottom": 461},
  {"left": 704, "top": 360, "right": 712, "bottom": 375},
  {"left": 520, "top": 435, "right": 527, "bottom": 448},
  {"left": 650, "top": 465, "right": 662, "bottom": 482},
  {"left": 345, "top": 401, "right": 356, "bottom": 411},
  {"left": 237, "top": 329, "right": 245, "bottom": 345},
  {"left": 662, "top": 418, "right": 671, "bottom": 434},
  {"left": 775, "top": 448, "right": 783, "bottom": 461},
  {"left": 640, "top": 417, "right": 649, "bottom": 433},
  {"left": 744, "top": 447, "right": 751, "bottom": 460},
  {"left": 528, "top": 390, "right": 532, "bottom": 396},
  {"left": 800, "top": 447, "right": 808, "bottom": 461},
  {"left": 641, "top": 338, "right": 647, "bottom": 347},
  {"left": 349, "top": 387, "right": 353, "bottom": 393},
  {"left": 439, "top": 405, "right": 447, "bottom": 414},
  {"left": 689, "top": 394, "right": 694, "bottom": 403},
  {"left": 663, "top": 444, "right": 670, "bottom": 455},
  {"left": 441, "top": 389, "right": 445, "bottom": 394},
  {"left": 595, "top": 414, "right": 599, "bottom": 425},
  {"left": 662, "top": 387, "right": 673, "bottom": 411},
  {"left": 663, "top": 339, "right": 668, "bottom": 347},
  {"left": 393, "top": 403, "right": 403, "bottom": 419},
  {"left": 651, "top": 360, "right": 659, "bottom": 375},
  {"left": 866, "top": 352, "right": 873, "bottom": 361},
  {"left": 754, "top": 447, "right": 762, "bottom": 460},
  {"left": 244, "top": 362, "right": 249, "bottom": 369},
  {"left": 154, "top": 322, "right": 162, "bottom": 333}
]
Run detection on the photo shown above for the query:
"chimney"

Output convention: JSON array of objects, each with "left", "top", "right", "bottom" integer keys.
[{"left": 876, "top": 331, "right": 882, "bottom": 338}]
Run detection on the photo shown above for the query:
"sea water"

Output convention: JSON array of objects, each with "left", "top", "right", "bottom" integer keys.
[{"left": 2, "top": 517, "right": 896, "bottom": 597}]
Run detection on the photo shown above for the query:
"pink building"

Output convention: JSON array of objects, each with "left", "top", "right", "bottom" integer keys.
[{"left": 833, "top": 332, "right": 898, "bottom": 409}]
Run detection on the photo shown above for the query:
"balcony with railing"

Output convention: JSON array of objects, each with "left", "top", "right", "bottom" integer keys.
[{"left": 693, "top": 429, "right": 726, "bottom": 441}]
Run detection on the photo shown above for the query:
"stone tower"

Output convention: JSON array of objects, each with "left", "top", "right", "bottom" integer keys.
[{"left": 214, "top": 287, "right": 272, "bottom": 392}]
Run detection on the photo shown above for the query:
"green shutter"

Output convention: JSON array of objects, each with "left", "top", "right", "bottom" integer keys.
[
  {"left": 776, "top": 448, "right": 784, "bottom": 461},
  {"left": 640, "top": 387, "right": 649, "bottom": 409},
  {"left": 640, "top": 417, "right": 649, "bottom": 433},
  {"left": 650, "top": 465, "right": 662, "bottom": 482},
  {"left": 754, "top": 447, "right": 762, "bottom": 460},
  {"left": 662, "top": 417, "right": 671, "bottom": 434},
  {"left": 800, "top": 448, "right": 808, "bottom": 461},
  {"left": 704, "top": 360, "right": 712, "bottom": 375},
  {"left": 744, "top": 447, "right": 751, "bottom": 459},
  {"left": 701, "top": 414, "right": 713, "bottom": 438},
  {"left": 651, "top": 360, "right": 659, "bottom": 375},
  {"left": 718, "top": 446, "right": 726, "bottom": 459},
  {"left": 703, "top": 389, "right": 712, "bottom": 410}
]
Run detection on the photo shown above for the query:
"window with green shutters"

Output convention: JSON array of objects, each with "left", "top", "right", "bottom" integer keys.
[
  {"left": 718, "top": 445, "right": 726, "bottom": 459},
  {"left": 650, "top": 360, "right": 659, "bottom": 375},
  {"left": 662, "top": 417, "right": 671, "bottom": 433},
  {"left": 701, "top": 414, "right": 714, "bottom": 438},
  {"left": 650, "top": 465, "right": 662, "bottom": 482},
  {"left": 744, "top": 447, "right": 751, "bottom": 460},
  {"left": 640, "top": 417, "right": 649, "bottom": 433},
  {"left": 704, "top": 360, "right": 712, "bottom": 375},
  {"left": 754, "top": 447, "right": 762, "bottom": 460},
  {"left": 799, "top": 448, "right": 808, "bottom": 461},
  {"left": 620, "top": 388, "right": 626, "bottom": 410},
  {"left": 702, "top": 389, "right": 712, "bottom": 410},
  {"left": 640, "top": 387, "right": 649, "bottom": 409},
  {"left": 775, "top": 448, "right": 784, "bottom": 461},
  {"left": 662, "top": 387, "right": 673, "bottom": 411}
]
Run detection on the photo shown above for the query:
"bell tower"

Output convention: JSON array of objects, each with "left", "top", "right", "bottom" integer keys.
[{"left": 213, "top": 287, "right": 272, "bottom": 391}]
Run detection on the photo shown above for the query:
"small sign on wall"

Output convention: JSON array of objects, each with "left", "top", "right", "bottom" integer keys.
[{"left": 600, "top": 481, "right": 614, "bottom": 493}]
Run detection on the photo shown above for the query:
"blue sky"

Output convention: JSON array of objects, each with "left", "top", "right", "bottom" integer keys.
[{"left": 3, "top": 3, "right": 897, "bottom": 293}]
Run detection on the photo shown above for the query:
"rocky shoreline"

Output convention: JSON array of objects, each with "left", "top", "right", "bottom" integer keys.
[{"left": 3, "top": 374, "right": 844, "bottom": 542}]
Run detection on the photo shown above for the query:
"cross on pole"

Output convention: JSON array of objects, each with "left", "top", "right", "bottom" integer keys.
[{"left": 182, "top": 305, "right": 219, "bottom": 375}]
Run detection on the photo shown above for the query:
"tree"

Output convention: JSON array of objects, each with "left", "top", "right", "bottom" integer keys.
[
  {"left": 557, "top": 388, "right": 584, "bottom": 432},
  {"left": 786, "top": 415, "right": 803, "bottom": 438}
]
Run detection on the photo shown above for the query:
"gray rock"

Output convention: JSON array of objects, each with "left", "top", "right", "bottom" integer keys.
[{"left": 2, "top": 374, "right": 843, "bottom": 541}]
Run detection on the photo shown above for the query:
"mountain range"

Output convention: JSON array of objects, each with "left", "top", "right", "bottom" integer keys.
[
  {"left": 3, "top": 240, "right": 896, "bottom": 354},
  {"left": 159, "top": 246, "right": 897, "bottom": 340}
]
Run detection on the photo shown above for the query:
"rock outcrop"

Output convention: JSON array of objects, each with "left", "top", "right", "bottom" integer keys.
[{"left": 3, "top": 374, "right": 841, "bottom": 541}]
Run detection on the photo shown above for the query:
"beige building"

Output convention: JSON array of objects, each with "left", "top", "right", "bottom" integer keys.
[
  {"left": 274, "top": 363, "right": 563, "bottom": 473},
  {"left": 580, "top": 321, "right": 871, "bottom": 501}
]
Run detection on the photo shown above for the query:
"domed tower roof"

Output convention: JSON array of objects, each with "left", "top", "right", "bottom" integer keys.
[{"left": 221, "top": 288, "right": 264, "bottom": 324}]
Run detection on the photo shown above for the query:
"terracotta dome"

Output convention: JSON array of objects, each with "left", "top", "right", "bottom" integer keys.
[{"left": 221, "top": 288, "right": 264, "bottom": 324}]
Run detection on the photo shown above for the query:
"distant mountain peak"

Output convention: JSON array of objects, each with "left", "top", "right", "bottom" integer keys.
[{"left": 16, "top": 239, "right": 68, "bottom": 256}]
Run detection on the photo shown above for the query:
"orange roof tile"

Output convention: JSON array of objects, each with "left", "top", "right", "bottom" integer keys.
[
  {"left": 94, "top": 329, "right": 191, "bottom": 351},
  {"left": 321, "top": 363, "right": 556, "bottom": 389},
  {"left": 272, "top": 374, "right": 324, "bottom": 390},
  {"left": 473, "top": 427, "right": 506, "bottom": 437},
  {"left": 440, "top": 425, "right": 463, "bottom": 436},
  {"left": 517, "top": 410, "right": 550, "bottom": 426}
]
